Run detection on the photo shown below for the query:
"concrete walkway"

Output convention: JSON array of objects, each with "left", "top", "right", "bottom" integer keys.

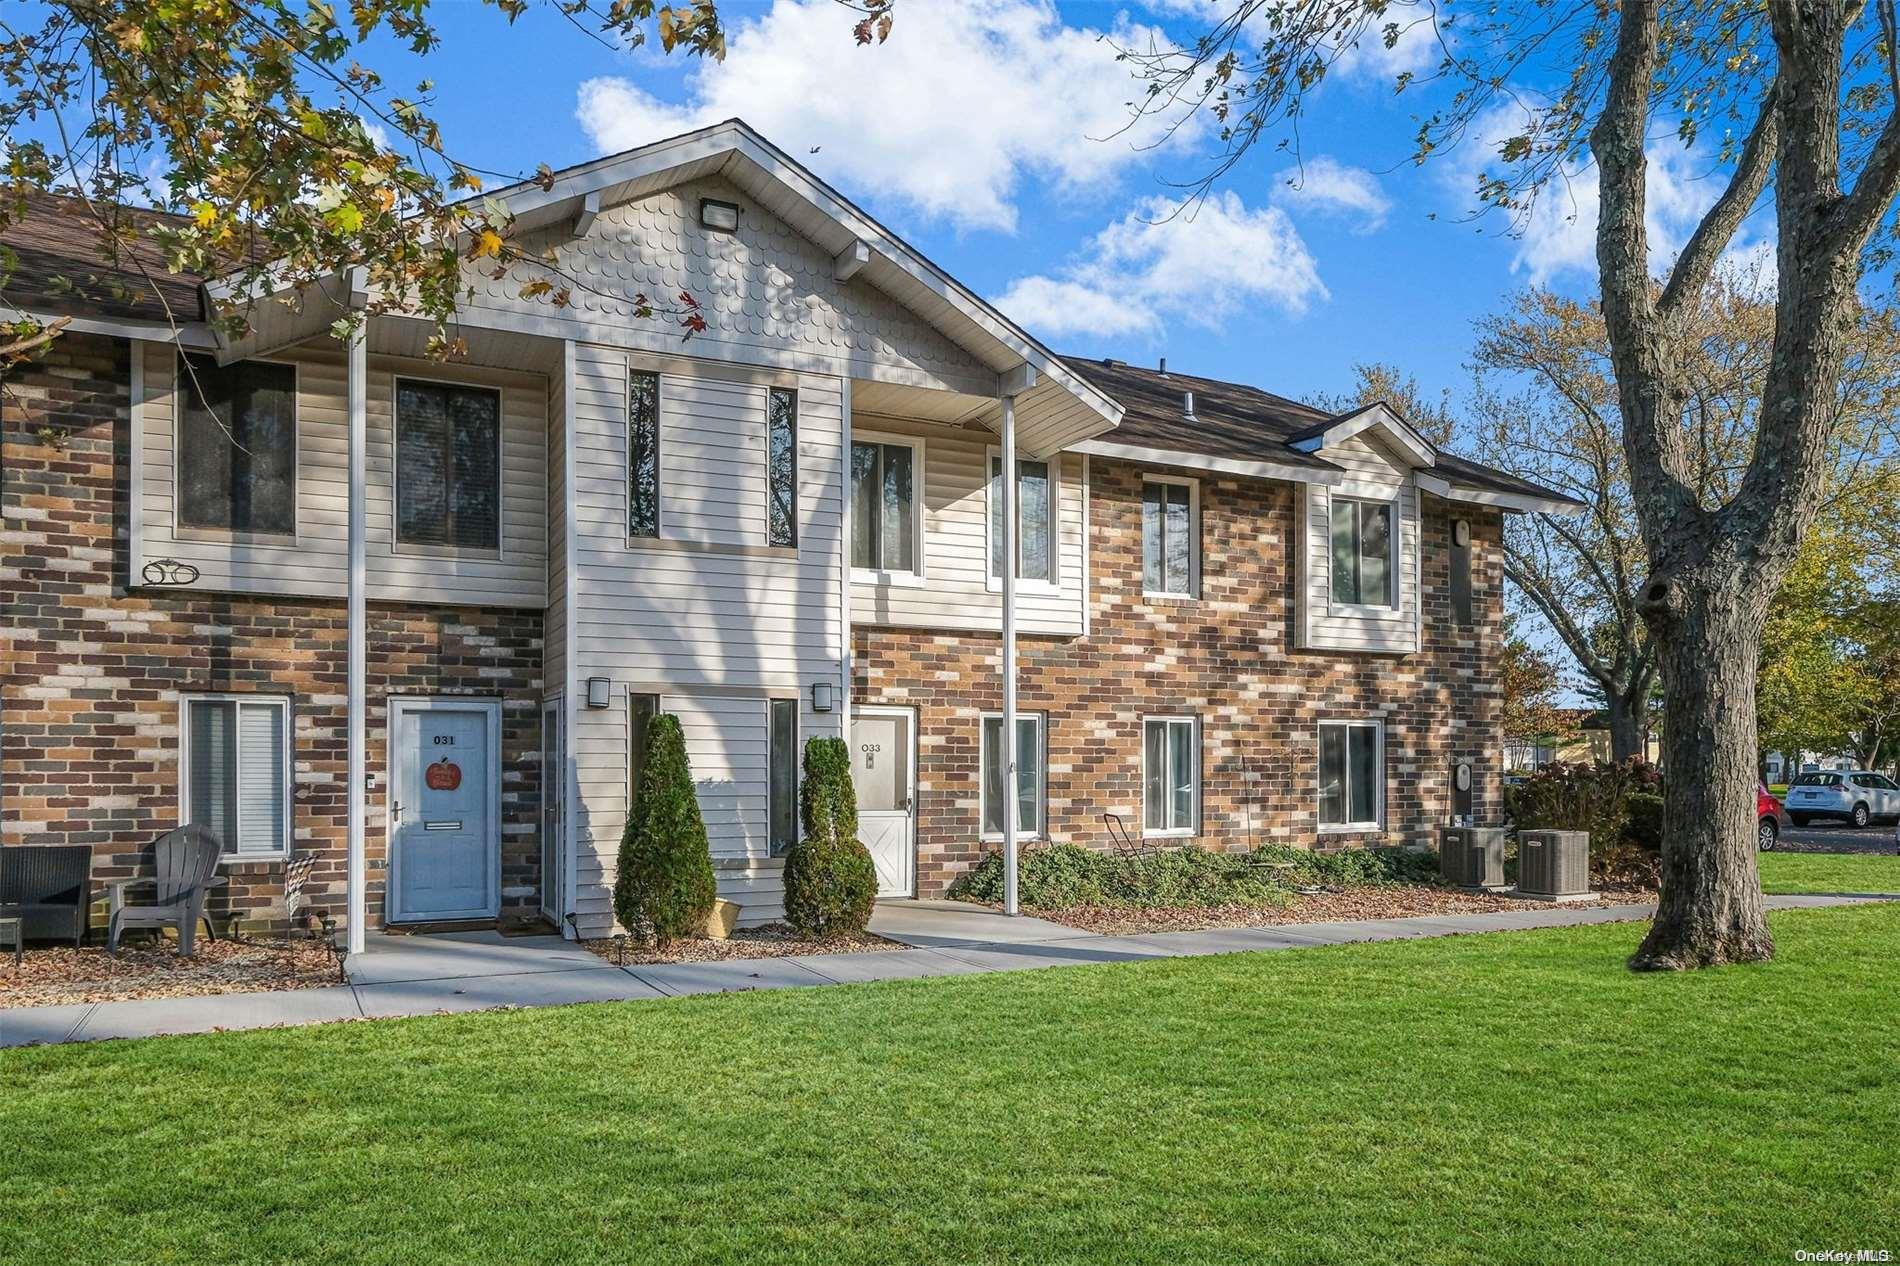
[{"left": 2, "top": 893, "right": 1889, "bottom": 1048}]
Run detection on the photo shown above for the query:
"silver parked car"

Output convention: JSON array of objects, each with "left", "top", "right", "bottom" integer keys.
[{"left": 1784, "top": 770, "right": 1900, "bottom": 828}]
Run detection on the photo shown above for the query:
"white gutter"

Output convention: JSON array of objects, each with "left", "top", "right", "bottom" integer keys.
[
  {"left": 9, "top": 309, "right": 219, "bottom": 350},
  {"left": 1415, "top": 472, "right": 1586, "bottom": 517}
]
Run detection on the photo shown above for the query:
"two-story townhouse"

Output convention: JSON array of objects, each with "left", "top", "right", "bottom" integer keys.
[{"left": 0, "top": 120, "right": 1580, "bottom": 948}]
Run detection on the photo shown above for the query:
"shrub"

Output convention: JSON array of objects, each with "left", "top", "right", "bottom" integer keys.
[
  {"left": 1624, "top": 792, "right": 1664, "bottom": 851},
  {"left": 1508, "top": 759, "right": 1664, "bottom": 881},
  {"left": 783, "top": 737, "right": 877, "bottom": 939},
  {"left": 950, "top": 843, "right": 1291, "bottom": 910},
  {"left": 613, "top": 712, "right": 717, "bottom": 946},
  {"left": 1244, "top": 842, "right": 1441, "bottom": 888}
]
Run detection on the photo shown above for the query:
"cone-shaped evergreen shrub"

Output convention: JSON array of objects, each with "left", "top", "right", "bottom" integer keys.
[
  {"left": 613, "top": 712, "right": 716, "bottom": 946},
  {"left": 784, "top": 736, "right": 876, "bottom": 938}
]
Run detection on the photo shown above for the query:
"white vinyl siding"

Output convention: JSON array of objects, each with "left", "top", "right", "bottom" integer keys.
[
  {"left": 181, "top": 695, "right": 290, "bottom": 859},
  {"left": 136, "top": 340, "right": 548, "bottom": 607},
  {"left": 849, "top": 419, "right": 1086, "bottom": 636},
  {"left": 1296, "top": 433, "right": 1422, "bottom": 653},
  {"left": 565, "top": 345, "right": 844, "bottom": 936}
]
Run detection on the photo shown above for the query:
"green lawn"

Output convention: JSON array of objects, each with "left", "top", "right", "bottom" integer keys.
[
  {"left": 5, "top": 906, "right": 1897, "bottom": 1265},
  {"left": 1759, "top": 848, "right": 1900, "bottom": 893}
]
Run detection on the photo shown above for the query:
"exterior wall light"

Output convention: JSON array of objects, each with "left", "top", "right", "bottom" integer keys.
[
  {"left": 699, "top": 198, "right": 740, "bottom": 233},
  {"left": 811, "top": 681, "right": 835, "bottom": 713},
  {"left": 586, "top": 677, "right": 612, "bottom": 709}
]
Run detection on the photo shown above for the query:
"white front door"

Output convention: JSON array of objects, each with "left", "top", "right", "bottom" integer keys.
[
  {"left": 389, "top": 697, "right": 501, "bottom": 923},
  {"left": 851, "top": 708, "right": 915, "bottom": 898}
]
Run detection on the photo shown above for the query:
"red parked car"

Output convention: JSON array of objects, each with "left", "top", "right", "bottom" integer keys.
[{"left": 1758, "top": 784, "right": 1785, "bottom": 851}]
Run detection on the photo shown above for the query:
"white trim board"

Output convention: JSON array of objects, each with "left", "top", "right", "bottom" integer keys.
[{"left": 1072, "top": 438, "right": 1344, "bottom": 487}]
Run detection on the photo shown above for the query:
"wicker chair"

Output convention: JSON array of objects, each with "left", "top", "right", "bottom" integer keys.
[
  {"left": 0, "top": 844, "right": 94, "bottom": 948},
  {"left": 106, "top": 825, "right": 226, "bottom": 955}
]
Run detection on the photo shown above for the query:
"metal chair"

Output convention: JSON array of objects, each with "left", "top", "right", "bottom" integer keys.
[
  {"left": 1104, "top": 812, "right": 1160, "bottom": 860},
  {"left": 0, "top": 844, "right": 93, "bottom": 948},
  {"left": 105, "top": 825, "right": 226, "bottom": 955}
]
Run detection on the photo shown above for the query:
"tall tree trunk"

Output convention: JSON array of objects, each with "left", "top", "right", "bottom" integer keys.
[
  {"left": 1630, "top": 575, "right": 1773, "bottom": 969},
  {"left": 1607, "top": 696, "right": 1646, "bottom": 763}
]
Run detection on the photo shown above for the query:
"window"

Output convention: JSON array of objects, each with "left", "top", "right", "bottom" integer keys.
[
  {"left": 396, "top": 379, "right": 501, "bottom": 550},
  {"left": 177, "top": 354, "right": 296, "bottom": 535},
  {"left": 628, "top": 370, "right": 660, "bottom": 538},
  {"left": 628, "top": 693, "right": 660, "bottom": 804},
  {"left": 1143, "top": 717, "right": 1199, "bottom": 835},
  {"left": 980, "top": 713, "right": 1046, "bottom": 837},
  {"left": 768, "top": 699, "right": 799, "bottom": 855},
  {"left": 182, "top": 696, "right": 289, "bottom": 858},
  {"left": 766, "top": 387, "right": 797, "bottom": 547},
  {"left": 1330, "top": 497, "right": 1395, "bottom": 607},
  {"left": 1318, "top": 720, "right": 1383, "bottom": 830},
  {"left": 988, "top": 454, "right": 1052, "bottom": 583},
  {"left": 1142, "top": 479, "right": 1196, "bottom": 596},
  {"left": 850, "top": 439, "right": 917, "bottom": 574}
]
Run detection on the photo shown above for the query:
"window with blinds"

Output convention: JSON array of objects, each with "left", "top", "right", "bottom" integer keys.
[
  {"left": 183, "top": 696, "right": 289, "bottom": 857},
  {"left": 177, "top": 354, "right": 297, "bottom": 535},
  {"left": 395, "top": 379, "right": 502, "bottom": 550}
]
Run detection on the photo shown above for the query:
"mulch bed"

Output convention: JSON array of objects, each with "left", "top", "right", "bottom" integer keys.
[
  {"left": 583, "top": 923, "right": 903, "bottom": 966},
  {"left": 1015, "top": 882, "right": 1658, "bottom": 936},
  {"left": 0, "top": 935, "right": 344, "bottom": 1009}
]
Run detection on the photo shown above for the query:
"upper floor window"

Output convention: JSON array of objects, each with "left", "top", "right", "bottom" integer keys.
[
  {"left": 395, "top": 379, "right": 501, "bottom": 550},
  {"left": 988, "top": 454, "right": 1052, "bottom": 584},
  {"left": 628, "top": 370, "right": 660, "bottom": 538},
  {"left": 177, "top": 354, "right": 296, "bottom": 536},
  {"left": 1330, "top": 496, "right": 1394, "bottom": 608},
  {"left": 850, "top": 439, "right": 917, "bottom": 575},
  {"left": 766, "top": 387, "right": 797, "bottom": 548},
  {"left": 1142, "top": 478, "right": 1197, "bottom": 597},
  {"left": 182, "top": 694, "right": 290, "bottom": 859}
]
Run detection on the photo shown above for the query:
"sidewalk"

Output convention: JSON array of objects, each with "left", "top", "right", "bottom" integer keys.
[{"left": 3, "top": 893, "right": 1888, "bottom": 1048}]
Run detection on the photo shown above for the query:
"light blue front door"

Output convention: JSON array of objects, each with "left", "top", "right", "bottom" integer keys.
[{"left": 391, "top": 701, "right": 497, "bottom": 922}]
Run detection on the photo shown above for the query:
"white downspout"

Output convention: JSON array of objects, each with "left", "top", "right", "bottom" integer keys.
[
  {"left": 1001, "top": 393, "right": 1018, "bottom": 917},
  {"left": 345, "top": 316, "right": 368, "bottom": 955}
]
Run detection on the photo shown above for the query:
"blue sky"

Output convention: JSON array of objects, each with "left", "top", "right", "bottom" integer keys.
[{"left": 353, "top": 0, "right": 1670, "bottom": 407}]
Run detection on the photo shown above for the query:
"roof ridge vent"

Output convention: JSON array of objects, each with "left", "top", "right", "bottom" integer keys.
[{"left": 1183, "top": 389, "right": 1197, "bottom": 420}]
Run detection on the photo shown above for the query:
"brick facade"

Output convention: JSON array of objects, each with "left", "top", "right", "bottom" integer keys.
[
  {"left": 854, "top": 457, "right": 1504, "bottom": 895},
  {"left": 1, "top": 333, "right": 545, "bottom": 931}
]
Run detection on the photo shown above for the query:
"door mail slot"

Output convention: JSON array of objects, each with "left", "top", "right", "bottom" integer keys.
[{"left": 423, "top": 820, "right": 462, "bottom": 831}]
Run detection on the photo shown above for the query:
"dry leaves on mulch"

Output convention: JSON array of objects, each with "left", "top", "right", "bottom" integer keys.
[
  {"left": 0, "top": 935, "right": 345, "bottom": 1009},
  {"left": 582, "top": 923, "right": 903, "bottom": 966},
  {"left": 1024, "top": 883, "right": 1656, "bottom": 935}
]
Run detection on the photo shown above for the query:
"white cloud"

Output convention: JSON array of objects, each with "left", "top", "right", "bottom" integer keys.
[
  {"left": 1453, "top": 106, "right": 1773, "bottom": 286},
  {"left": 991, "top": 190, "right": 1326, "bottom": 339},
  {"left": 576, "top": 0, "right": 1181, "bottom": 234},
  {"left": 1273, "top": 156, "right": 1390, "bottom": 232}
]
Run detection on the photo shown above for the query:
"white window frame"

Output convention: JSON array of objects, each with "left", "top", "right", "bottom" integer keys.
[
  {"left": 848, "top": 429, "right": 927, "bottom": 586},
  {"left": 171, "top": 352, "right": 301, "bottom": 546},
  {"left": 177, "top": 693, "right": 293, "bottom": 862},
  {"left": 391, "top": 373, "right": 507, "bottom": 560},
  {"left": 1140, "top": 474, "right": 1200, "bottom": 599},
  {"left": 766, "top": 696, "right": 801, "bottom": 857},
  {"left": 1142, "top": 714, "right": 1200, "bottom": 838},
  {"left": 979, "top": 711, "right": 1048, "bottom": 841},
  {"left": 1317, "top": 718, "right": 1385, "bottom": 833},
  {"left": 1327, "top": 493, "right": 1399, "bottom": 613},
  {"left": 626, "top": 367, "right": 663, "bottom": 544},
  {"left": 984, "top": 447, "right": 1060, "bottom": 594}
]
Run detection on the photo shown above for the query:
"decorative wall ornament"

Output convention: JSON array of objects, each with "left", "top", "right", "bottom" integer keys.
[{"left": 141, "top": 558, "right": 201, "bottom": 586}]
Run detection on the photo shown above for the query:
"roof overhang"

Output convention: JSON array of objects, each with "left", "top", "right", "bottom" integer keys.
[
  {"left": 1416, "top": 471, "right": 1587, "bottom": 516},
  {"left": 1072, "top": 438, "right": 1344, "bottom": 486},
  {"left": 202, "top": 118, "right": 1123, "bottom": 455},
  {"left": 10, "top": 307, "right": 219, "bottom": 351},
  {"left": 1289, "top": 401, "right": 1435, "bottom": 467}
]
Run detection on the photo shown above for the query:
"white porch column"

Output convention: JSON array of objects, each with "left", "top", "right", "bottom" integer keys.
[
  {"left": 345, "top": 318, "right": 368, "bottom": 954},
  {"left": 1000, "top": 393, "right": 1019, "bottom": 917}
]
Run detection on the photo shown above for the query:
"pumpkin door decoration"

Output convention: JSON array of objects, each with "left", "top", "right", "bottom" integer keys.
[{"left": 425, "top": 758, "right": 463, "bottom": 792}]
